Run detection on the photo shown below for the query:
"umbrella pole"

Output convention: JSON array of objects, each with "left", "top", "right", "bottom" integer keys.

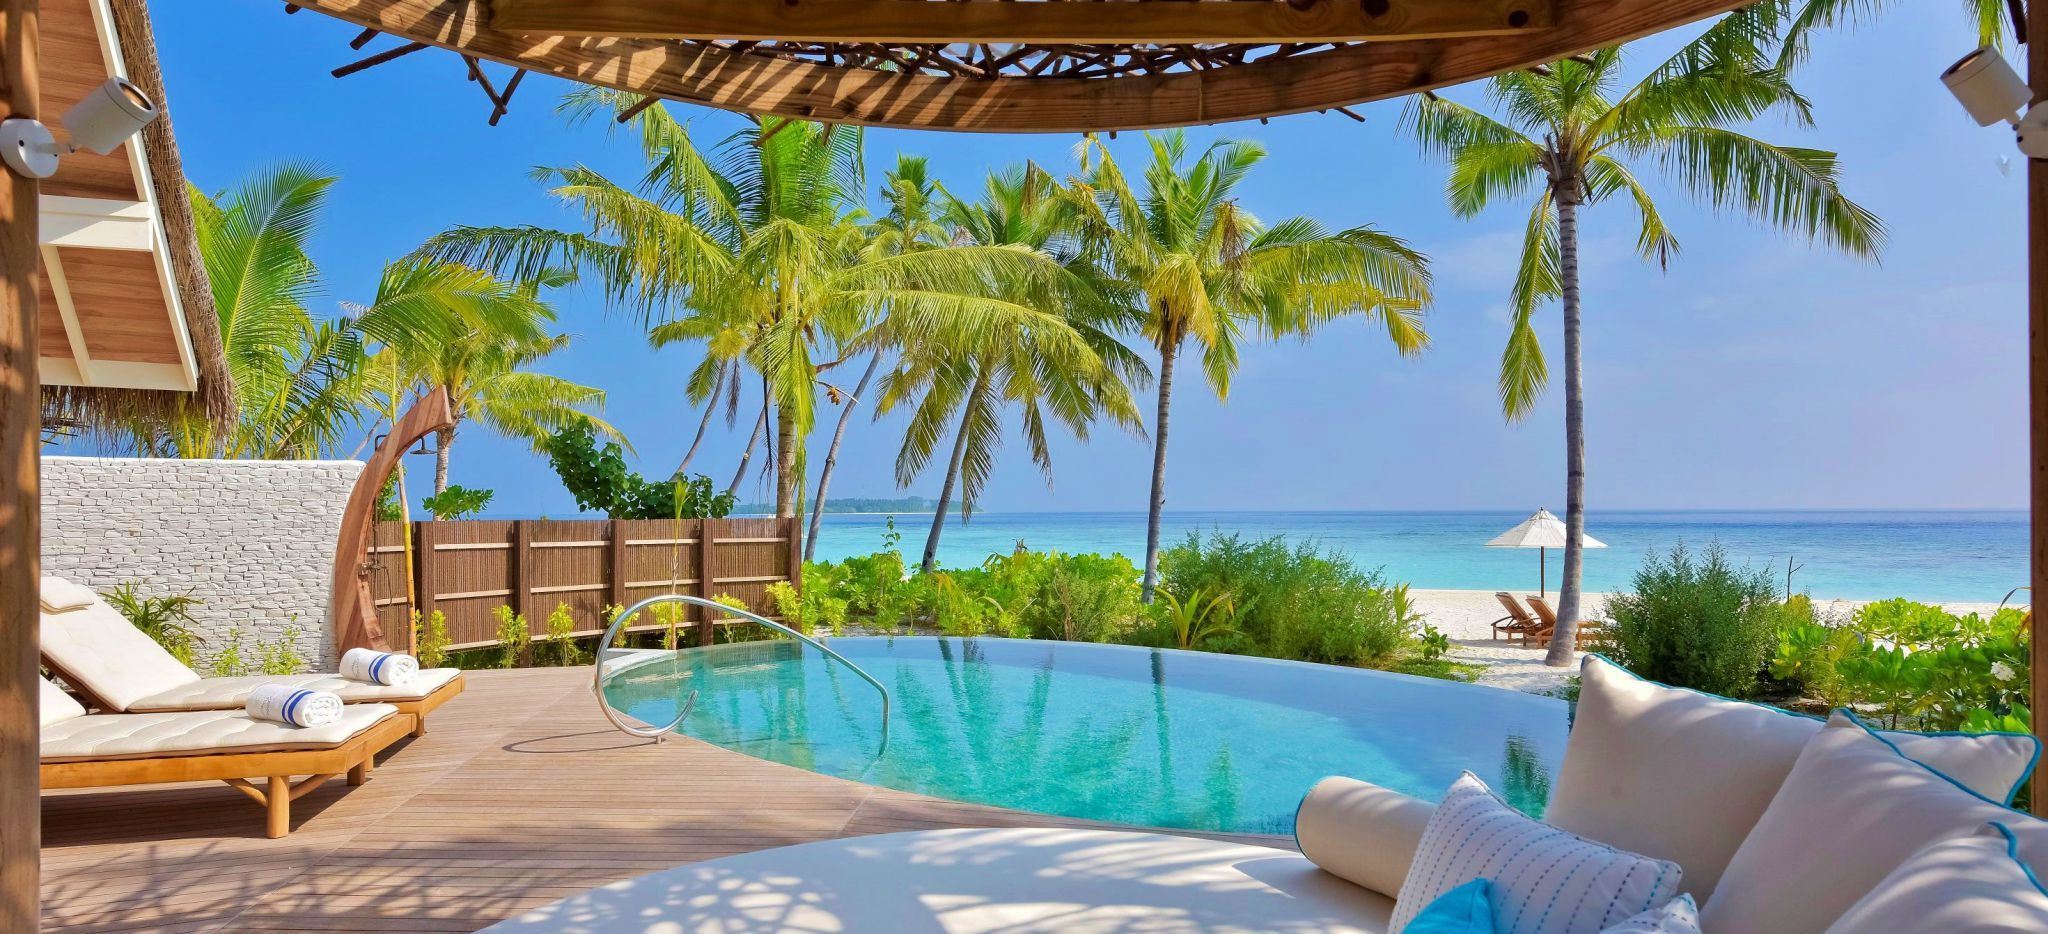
[{"left": 1540, "top": 547, "right": 1547, "bottom": 599}]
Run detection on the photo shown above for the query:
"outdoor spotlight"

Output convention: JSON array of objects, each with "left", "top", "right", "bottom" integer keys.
[
  {"left": 1942, "top": 47, "right": 2048, "bottom": 160},
  {"left": 1, "top": 76, "right": 159, "bottom": 179}
]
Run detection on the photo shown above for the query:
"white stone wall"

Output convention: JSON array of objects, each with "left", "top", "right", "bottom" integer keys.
[{"left": 40, "top": 456, "right": 366, "bottom": 669}]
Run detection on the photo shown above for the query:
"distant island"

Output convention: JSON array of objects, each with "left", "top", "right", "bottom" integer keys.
[{"left": 733, "top": 495, "right": 958, "bottom": 515}]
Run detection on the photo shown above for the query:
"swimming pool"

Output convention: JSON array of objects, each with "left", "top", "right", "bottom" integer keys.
[{"left": 602, "top": 636, "right": 1568, "bottom": 835}]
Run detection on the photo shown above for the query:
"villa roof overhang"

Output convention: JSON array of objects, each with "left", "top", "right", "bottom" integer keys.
[
  {"left": 37, "top": 0, "right": 232, "bottom": 435},
  {"left": 281, "top": 0, "right": 1751, "bottom": 133}
]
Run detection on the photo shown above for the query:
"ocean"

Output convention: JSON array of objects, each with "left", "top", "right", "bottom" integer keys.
[{"left": 806, "top": 509, "right": 2030, "bottom": 604}]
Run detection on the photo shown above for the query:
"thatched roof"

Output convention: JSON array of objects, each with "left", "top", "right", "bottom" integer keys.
[{"left": 40, "top": 0, "right": 234, "bottom": 435}]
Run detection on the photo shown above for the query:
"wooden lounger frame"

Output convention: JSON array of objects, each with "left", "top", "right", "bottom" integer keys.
[{"left": 40, "top": 710, "right": 415, "bottom": 838}]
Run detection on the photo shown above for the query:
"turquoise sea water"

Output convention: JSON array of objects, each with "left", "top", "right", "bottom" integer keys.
[
  {"left": 604, "top": 637, "right": 1569, "bottom": 835},
  {"left": 807, "top": 509, "right": 2028, "bottom": 603}
]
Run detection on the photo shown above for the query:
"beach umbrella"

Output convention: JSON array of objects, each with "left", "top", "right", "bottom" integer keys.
[{"left": 1486, "top": 508, "right": 1607, "bottom": 598}]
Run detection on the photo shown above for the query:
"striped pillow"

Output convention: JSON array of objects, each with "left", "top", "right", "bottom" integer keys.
[{"left": 1391, "top": 772, "right": 1685, "bottom": 934}]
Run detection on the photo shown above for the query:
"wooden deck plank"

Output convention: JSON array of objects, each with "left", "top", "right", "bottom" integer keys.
[{"left": 39, "top": 665, "right": 1290, "bottom": 931}]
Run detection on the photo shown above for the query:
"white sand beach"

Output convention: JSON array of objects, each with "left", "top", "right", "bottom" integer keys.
[{"left": 1408, "top": 589, "right": 2008, "bottom": 695}]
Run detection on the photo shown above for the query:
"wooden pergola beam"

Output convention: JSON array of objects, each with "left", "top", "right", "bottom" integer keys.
[
  {"left": 0, "top": 3, "right": 37, "bottom": 930},
  {"left": 283, "top": 0, "right": 1751, "bottom": 132},
  {"left": 486, "top": 0, "right": 1554, "bottom": 45}
]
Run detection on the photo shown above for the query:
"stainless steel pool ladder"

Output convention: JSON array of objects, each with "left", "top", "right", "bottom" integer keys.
[{"left": 593, "top": 593, "right": 892, "bottom": 742}]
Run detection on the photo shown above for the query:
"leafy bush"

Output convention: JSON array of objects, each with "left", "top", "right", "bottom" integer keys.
[
  {"left": 1418, "top": 622, "right": 1452, "bottom": 662},
  {"left": 258, "top": 622, "right": 308, "bottom": 675},
  {"left": 766, "top": 579, "right": 848, "bottom": 636},
  {"left": 544, "top": 603, "right": 584, "bottom": 666},
  {"left": 1153, "top": 587, "right": 1244, "bottom": 651},
  {"left": 1159, "top": 531, "right": 1416, "bottom": 664},
  {"left": 102, "top": 583, "right": 203, "bottom": 666},
  {"left": 543, "top": 423, "right": 735, "bottom": 519},
  {"left": 413, "top": 609, "right": 451, "bottom": 668},
  {"left": 421, "top": 485, "right": 494, "bottom": 520},
  {"left": 1604, "top": 542, "right": 1779, "bottom": 697},
  {"left": 491, "top": 604, "right": 530, "bottom": 668}
]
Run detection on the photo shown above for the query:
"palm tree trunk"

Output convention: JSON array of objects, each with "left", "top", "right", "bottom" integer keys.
[
  {"left": 727, "top": 397, "right": 768, "bottom": 497},
  {"left": 1547, "top": 188, "right": 1587, "bottom": 668},
  {"left": 807, "top": 353, "right": 881, "bottom": 561},
  {"left": 923, "top": 375, "right": 986, "bottom": 574},
  {"left": 774, "top": 404, "right": 799, "bottom": 518},
  {"left": 433, "top": 424, "right": 456, "bottom": 495},
  {"left": 1140, "top": 339, "right": 1178, "bottom": 604},
  {"left": 674, "top": 400, "right": 716, "bottom": 476}
]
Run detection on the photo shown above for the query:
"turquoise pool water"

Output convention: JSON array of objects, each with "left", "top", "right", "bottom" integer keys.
[{"left": 603, "top": 637, "right": 1568, "bottom": 835}]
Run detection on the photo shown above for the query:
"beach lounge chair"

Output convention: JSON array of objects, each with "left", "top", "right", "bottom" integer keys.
[
  {"left": 38, "top": 676, "right": 411, "bottom": 838},
  {"left": 1524, "top": 596, "right": 1606, "bottom": 649},
  {"left": 38, "top": 576, "right": 463, "bottom": 735},
  {"left": 1491, "top": 592, "right": 1546, "bottom": 644}
]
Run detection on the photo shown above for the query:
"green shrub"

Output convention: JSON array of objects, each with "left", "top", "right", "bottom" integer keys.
[
  {"left": 101, "top": 583, "right": 203, "bottom": 666},
  {"left": 258, "top": 622, "right": 308, "bottom": 675},
  {"left": 491, "top": 604, "right": 530, "bottom": 668},
  {"left": 421, "top": 485, "right": 494, "bottom": 520},
  {"left": 544, "top": 603, "right": 584, "bottom": 666},
  {"left": 542, "top": 423, "right": 734, "bottom": 519},
  {"left": 1159, "top": 531, "right": 1416, "bottom": 664},
  {"left": 1418, "top": 622, "right": 1451, "bottom": 662},
  {"left": 1770, "top": 620, "right": 1861, "bottom": 707},
  {"left": 766, "top": 579, "right": 849, "bottom": 636},
  {"left": 207, "top": 624, "right": 249, "bottom": 677},
  {"left": 414, "top": 609, "right": 451, "bottom": 668},
  {"left": 1604, "top": 542, "right": 1778, "bottom": 697},
  {"left": 1153, "top": 587, "right": 1244, "bottom": 651}
]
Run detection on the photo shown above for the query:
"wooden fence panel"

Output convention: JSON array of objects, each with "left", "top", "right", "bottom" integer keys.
[{"left": 371, "top": 517, "right": 801, "bottom": 653}]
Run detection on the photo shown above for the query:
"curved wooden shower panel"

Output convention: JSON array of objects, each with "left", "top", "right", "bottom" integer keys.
[{"left": 331, "top": 389, "right": 453, "bottom": 654}]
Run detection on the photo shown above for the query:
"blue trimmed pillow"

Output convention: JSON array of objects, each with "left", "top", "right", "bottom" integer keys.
[
  {"left": 1406, "top": 879, "right": 1494, "bottom": 933},
  {"left": 1825, "top": 822, "right": 2048, "bottom": 932},
  {"left": 1547, "top": 655, "right": 2038, "bottom": 902},
  {"left": 1391, "top": 772, "right": 1683, "bottom": 934},
  {"left": 1704, "top": 711, "right": 2048, "bottom": 933}
]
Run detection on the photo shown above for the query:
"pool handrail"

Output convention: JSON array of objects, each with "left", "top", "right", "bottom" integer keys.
[{"left": 593, "top": 593, "right": 892, "bottom": 742}]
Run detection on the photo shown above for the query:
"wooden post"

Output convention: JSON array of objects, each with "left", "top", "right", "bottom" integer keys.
[
  {"left": 697, "top": 518, "right": 716, "bottom": 646},
  {"left": 414, "top": 520, "right": 437, "bottom": 625},
  {"left": 0, "top": 1, "right": 41, "bottom": 927},
  {"left": 2029, "top": 0, "right": 2047, "bottom": 811},
  {"left": 512, "top": 520, "right": 532, "bottom": 666},
  {"left": 607, "top": 518, "right": 627, "bottom": 611}
]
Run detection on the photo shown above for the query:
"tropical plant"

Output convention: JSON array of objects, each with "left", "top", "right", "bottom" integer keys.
[
  {"left": 1158, "top": 530, "right": 1418, "bottom": 663},
  {"left": 1772, "top": 0, "right": 2015, "bottom": 70},
  {"left": 491, "top": 604, "right": 530, "bottom": 669},
  {"left": 413, "top": 609, "right": 452, "bottom": 669},
  {"left": 765, "top": 579, "right": 849, "bottom": 637},
  {"left": 258, "top": 622, "right": 308, "bottom": 676},
  {"left": 1156, "top": 587, "right": 1244, "bottom": 651},
  {"left": 1061, "top": 131, "right": 1432, "bottom": 601},
  {"left": 882, "top": 165, "right": 1143, "bottom": 572},
  {"left": 1418, "top": 622, "right": 1453, "bottom": 662},
  {"left": 1403, "top": 25, "right": 1883, "bottom": 663},
  {"left": 422, "top": 94, "right": 1081, "bottom": 555},
  {"left": 102, "top": 583, "right": 203, "bottom": 666},
  {"left": 541, "top": 423, "right": 734, "bottom": 519},
  {"left": 1605, "top": 543, "right": 1781, "bottom": 697},
  {"left": 421, "top": 485, "right": 494, "bottom": 520},
  {"left": 544, "top": 602, "right": 584, "bottom": 666}
]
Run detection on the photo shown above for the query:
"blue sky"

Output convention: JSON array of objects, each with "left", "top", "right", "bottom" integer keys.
[{"left": 143, "top": 4, "right": 2025, "bottom": 515}]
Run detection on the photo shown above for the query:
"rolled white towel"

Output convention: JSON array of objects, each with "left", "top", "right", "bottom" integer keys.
[
  {"left": 246, "top": 683, "right": 344, "bottom": 728},
  {"left": 339, "top": 648, "right": 420, "bottom": 686}
]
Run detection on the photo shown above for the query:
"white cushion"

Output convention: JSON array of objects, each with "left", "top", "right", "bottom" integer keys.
[
  {"left": 483, "top": 827, "right": 1395, "bottom": 933},
  {"left": 123, "top": 668, "right": 461, "bottom": 712},
  {"left": 39, "top": 592, "right": 200, "bottom": 711},
  {"left": 1546, "top": 655, "right": 2037, "bottom": 901},
  {"left": 1390, "top": 772, "right": 1683, "bottom": 934},
  {"left": 1825, "top": 823, "right": 2048, "bottom": 933},
  {"left": 1703, "top": 712, "right": 2048, "bottom": 934},
  {"left": 39, "top": 576, "right": 96, "bottom": 612},
  {"left": 1602, "top": 894, "right": 1700, "bottom": 934},
  {"left": 39, "top": 703, "right": 399, "bottom": 762},
  {"left": 39, "top": 675, "right": 85, "bottom": 727},
  {"left": 1296, "top": 776, "right": 1437, "bottom": 899}
]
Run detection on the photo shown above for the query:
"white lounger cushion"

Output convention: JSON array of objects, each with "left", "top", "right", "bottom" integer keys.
[
  {"left": 1545, "top": 655, "right": 2038, "bottom": 902},
  {"left": 41, "top": 703, "right": 400, "bottom": 763},
  {"left": 122, "top": 668, "right": 461, "bottom": 712},
  {"left": 40, "top": 586, "right": 202, "bottom": 710},
  {"left": 41, "top": 677, "right": 86, "bottom": 727},
  {"left": 39, "top": 575, "right": 96, "bottom": 612},
  {"left": 483, "top": 827, "right": 1395, "bottom": 934}
]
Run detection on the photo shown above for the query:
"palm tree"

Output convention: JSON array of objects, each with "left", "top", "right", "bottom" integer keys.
[
  {"left": 1403, "top": 19, "right": 1883, "bottom": 665},
  {"left": 377, "top": 271, "right": 621, "bottom": 492},
  {"left": 1062, "top": 131, "right": 1433, "bottom": 602},
  {"left": 881, "top": 166, "right": 1143, "bottom": 573},
  {"left": 1775, "top": 0, "right": 2014, "bottom": 69},
  {"left": 424, "top": 93, "right": 1082, "bottom": 550}
]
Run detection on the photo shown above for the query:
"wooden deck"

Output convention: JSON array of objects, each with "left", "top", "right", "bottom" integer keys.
[{"left": 39, "top": 666, "right": 1288, "bottom": 932}]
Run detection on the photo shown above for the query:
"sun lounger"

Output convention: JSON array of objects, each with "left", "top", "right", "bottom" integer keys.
[
  {"left": 1491, "top": 592, "right": 1547, "bottom": 644},
  {"left": 38, "top": 576, "right": 462, "bottom": 735},
  {"left": 1524, "top": 596, "right": 1606, "bottom": 649},
  {"left": 38, "top": 676, "right": 411, "bottom": 838}
]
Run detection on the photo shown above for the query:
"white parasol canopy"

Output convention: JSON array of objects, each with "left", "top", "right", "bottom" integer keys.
[{"left": 1486, "top": 508, "right": 1606, "bottom": 597}]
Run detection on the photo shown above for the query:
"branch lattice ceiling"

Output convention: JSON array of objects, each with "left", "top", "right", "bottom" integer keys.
[{"left": 279, "top": 0, "right": 1751, "bottom": 132}]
